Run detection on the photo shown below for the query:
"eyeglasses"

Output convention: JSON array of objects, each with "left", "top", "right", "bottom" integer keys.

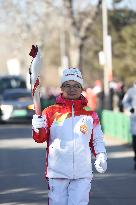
[{"left": 62, "top": 84, "right": 82, "bottom": 90}]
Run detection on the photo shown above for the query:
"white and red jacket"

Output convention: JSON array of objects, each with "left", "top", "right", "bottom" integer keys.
[{"left": 33, "top": 94, "right": 106, "bottom": 179}]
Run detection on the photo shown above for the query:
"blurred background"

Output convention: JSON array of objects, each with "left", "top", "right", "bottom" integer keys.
[
  {"left": 0, "top": 1, "right": 136, "bottom": 204},
  {"left": 0, "top": 0, "right": 136, "bottom": 115}
]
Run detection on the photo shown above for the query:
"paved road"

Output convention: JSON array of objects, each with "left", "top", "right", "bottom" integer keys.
[{"left": 0, "top": 124, "right": 136, "bottom": 205}]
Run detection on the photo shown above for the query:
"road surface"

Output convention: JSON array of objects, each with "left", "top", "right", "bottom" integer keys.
[{"left": 0, "top": 124, "right": 136, "bottom": 205}]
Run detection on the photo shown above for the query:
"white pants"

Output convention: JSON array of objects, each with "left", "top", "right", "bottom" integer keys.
[{"left": 48, "top": 178, "right": 91, "bottom": 205}]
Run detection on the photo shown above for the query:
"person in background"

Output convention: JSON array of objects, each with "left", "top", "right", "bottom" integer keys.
[
  {"left": 130, "top": 112, "right": 136, "bottom": 170},
  {"left": 122, "top": 81, "right": 136, "bottom": 170},
  {"left": 117, "top": 82, "right": 126, "bottom": 112},
  {"left": 32, "top": 67, "right": 107, "bottom": 205}
]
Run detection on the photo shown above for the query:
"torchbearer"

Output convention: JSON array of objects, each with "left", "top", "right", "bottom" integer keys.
[{"left": 32, "top": 66, "right": 107, "bottom": 205}]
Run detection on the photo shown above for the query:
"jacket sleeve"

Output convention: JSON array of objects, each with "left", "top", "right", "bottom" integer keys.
[
  {"left": 32, "top": 110, "right": 50, "bottom": 143},
  {"left": 89, "top": 112, "right": 106, "bottom": 157},
  {"left": 122, "top": 89, "right": 132, "bottom": 110}
]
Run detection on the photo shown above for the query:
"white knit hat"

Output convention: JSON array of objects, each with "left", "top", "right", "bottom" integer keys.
[{"left": 60, "top": 67, "right": 84, "bottom": 87}]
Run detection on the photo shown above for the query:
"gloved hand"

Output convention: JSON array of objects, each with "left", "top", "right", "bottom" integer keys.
[
  {"left": 32, "top": 114, "right": 46, "bottom": 133},
  {"left": 94, "top": 153, "right": 107, "bottom": 173}
]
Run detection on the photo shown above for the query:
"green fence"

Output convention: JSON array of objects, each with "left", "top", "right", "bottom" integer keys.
[{"left": 100, "top": 110, "right": 132, "bottom": 143}]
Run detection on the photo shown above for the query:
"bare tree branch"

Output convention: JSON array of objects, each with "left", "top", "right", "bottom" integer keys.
[
  {"left": 63, "top": 0, "right": 79, "bottom": 37},
  {"left": 79, "top": 0, "right": 102, "bottom": 40},
  {"left": 62, "top": 0, "right": 102, "bottom": 41}
]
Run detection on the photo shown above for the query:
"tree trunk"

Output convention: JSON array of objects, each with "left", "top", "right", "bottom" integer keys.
[{"left": 69, "top": 33, "right": 84, "bottom": 73}]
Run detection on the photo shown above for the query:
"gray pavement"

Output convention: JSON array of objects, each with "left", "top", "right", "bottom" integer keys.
[
  {"left": 0, "top": 124, "right": 136, "bottom": 205},
  {"left": 91, "top": 136, "right": 136, "bottom": 205}
]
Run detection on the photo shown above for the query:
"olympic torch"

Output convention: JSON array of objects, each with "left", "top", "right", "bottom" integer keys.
[
  {"left": 29, "top": 45, "right": 42, "bottom": 115},
  {"left": 29, "top": 45, "right": 45, "bottom": 137}
]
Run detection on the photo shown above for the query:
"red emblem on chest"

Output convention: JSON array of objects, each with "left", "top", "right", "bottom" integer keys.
[{"left": 80, "top": 124, "right": 88, "bottom": 134}]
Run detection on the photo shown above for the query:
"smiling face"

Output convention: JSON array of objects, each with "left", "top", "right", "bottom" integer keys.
[{"left": 61, "top": 80, "right": 83, "bottom": 100}]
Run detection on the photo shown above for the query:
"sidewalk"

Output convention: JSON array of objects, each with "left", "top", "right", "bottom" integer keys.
[
  {"left": 104, "top": 135, "right": 134, "bottom": 159},
  {"left": 104, "top": 135, "right": 130, "bottom": 146}
]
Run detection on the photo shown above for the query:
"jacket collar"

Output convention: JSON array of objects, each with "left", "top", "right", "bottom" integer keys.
[{"left": 56, "top": 94, "right": 88, "bottom": 108}]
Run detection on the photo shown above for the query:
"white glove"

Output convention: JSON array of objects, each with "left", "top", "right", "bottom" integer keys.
[
  {"left": 32, "top": 114, "right": 46, "bottom": 133},
  {"left": 94, "top": 153, "right": 107, "bottom": 173}
]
